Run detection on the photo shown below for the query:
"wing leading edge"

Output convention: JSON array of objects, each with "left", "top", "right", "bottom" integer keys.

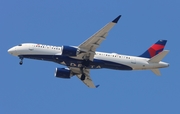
[{"left": 77, "top": 15, "right": 121, "bottom": 61}]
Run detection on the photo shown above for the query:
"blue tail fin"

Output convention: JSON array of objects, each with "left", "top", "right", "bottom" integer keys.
[{"left": 139, "top": 40, "right": 167, "bottom": 58}]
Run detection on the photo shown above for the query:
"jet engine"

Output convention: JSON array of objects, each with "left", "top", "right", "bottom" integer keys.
[
  {"left": 54, "top": 68, "right": 73, "bottom": 79},
  {"left": 61, "top": 46, "right": 79, "bottom": 56}
]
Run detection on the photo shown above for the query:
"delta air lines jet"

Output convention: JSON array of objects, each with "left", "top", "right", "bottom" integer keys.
[{"left": 8, "top": 15, "right": 169, "bottom": 88}]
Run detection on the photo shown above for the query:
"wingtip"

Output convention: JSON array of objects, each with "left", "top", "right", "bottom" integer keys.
[
  {"left": 96, "top": 85, "right": 100, "bottom": 88},
  {"left": 112, "top": 15, "right": 121, "bottom": 23}
]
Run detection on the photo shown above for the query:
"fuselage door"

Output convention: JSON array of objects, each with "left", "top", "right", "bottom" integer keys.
[
  {"left": 29, "top": 45, "right": 34, "bottom": 51},
  {"left": 131, "top": 57, "right": 136, "bottom": 64}
]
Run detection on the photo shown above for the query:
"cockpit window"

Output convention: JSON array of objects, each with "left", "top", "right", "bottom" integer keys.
[{"left": 18, "top": 44, "right": 22, "bottom": 46}]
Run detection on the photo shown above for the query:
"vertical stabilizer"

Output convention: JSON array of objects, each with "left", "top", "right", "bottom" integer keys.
[{"left": 139, "top": 40, "right": 167, "bottom": 58}]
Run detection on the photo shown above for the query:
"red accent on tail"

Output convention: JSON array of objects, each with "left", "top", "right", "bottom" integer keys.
[{"left": 148, "top": 44, "right": 165, "bottom": 57}]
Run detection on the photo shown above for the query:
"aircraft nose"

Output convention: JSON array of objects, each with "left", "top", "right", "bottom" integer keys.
[
  {"left": 8, "top": 48, "right": 13, "bottom": 53},
  {"left": 8, "top": 47, "right": 16, "bottom": 55}
]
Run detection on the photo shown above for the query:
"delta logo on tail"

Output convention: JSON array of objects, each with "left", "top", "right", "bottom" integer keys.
[{"left": 139, "top": 40, "right": 167, "bottom": 58}]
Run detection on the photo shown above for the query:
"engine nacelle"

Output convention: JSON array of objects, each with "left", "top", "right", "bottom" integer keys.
[
  {"left": 55, "top": 68, "right": 72, "bottom": 79},
  {"left": 61, "top": 46, "right": 79, "bottom": 56}
]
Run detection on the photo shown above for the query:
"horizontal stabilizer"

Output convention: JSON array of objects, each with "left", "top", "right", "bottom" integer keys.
[
  {"left": 148, "top": 50, "right": 169, "bottom": 63},
  {"left": 151, "top": 69, "right": 161, "bottom": 76}
]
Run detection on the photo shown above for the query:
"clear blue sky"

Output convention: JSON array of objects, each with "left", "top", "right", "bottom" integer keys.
[{"left": 1, "top": 0, "right": 180, "bottom": 114}]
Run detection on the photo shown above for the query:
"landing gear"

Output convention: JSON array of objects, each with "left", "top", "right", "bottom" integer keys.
[
  {"left": 19, "top": 57, "right": 23, "bottom": 65},
  {"left": 80, "top": 59, "right": 91, "bottom": 80},
  {"left": 19, "top": 61, "right": 23, "bottom": 65},
  {"left": 82, "top": 60, "right": 90, "bottom": 68},
  {"left": 80, "top": 67, "right": 86, "bottom": 80},
  {"left": 80, "top": 74, "right": 85, "bottom": 80}
]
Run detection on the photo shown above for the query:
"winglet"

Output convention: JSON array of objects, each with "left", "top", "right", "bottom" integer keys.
[
  {"left": 96, "top": 85, "right": 100, "bottom": 88},
  {"left": 112, "top": 15, "right": 121, "bottom": 23}
]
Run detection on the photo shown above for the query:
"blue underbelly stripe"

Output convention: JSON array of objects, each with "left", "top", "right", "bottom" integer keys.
[{"left": 20, "top": 55, "right": 132, "bottom": 70}]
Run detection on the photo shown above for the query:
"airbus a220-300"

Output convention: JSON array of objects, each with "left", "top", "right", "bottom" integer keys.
[{"left": 8, "top": 15, "right": 169, "bottom": 88}]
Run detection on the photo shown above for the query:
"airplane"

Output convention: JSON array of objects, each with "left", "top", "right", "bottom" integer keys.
[{"left": 8, "top": 15, "right": 169, "bottom": 88}]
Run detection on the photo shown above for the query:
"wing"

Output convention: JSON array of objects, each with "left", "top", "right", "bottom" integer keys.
[
  {"left": 68, "top": 16, "right": 121, "bottom": 88},
  {"left": 70, "top": 67, "right": 96, "bottom": 88},
  {"left": 77, "top": 15, "right": 121, "bottom": 61}
]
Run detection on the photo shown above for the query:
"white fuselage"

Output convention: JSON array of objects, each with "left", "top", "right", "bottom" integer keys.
[{"left": 8, "top": 43, "right": 169, "bottom": 71}]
